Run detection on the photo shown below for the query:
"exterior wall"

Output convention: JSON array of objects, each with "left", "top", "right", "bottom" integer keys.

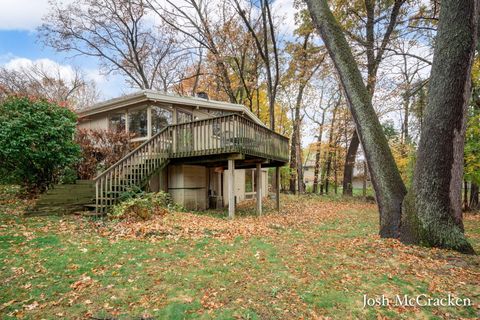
[
  {"left": 168, "top": 164, "right": 207, "bottom": 210},
  {"left": 148, "top": 167, "right": 168, "bottom": 193},
  {"left": 77, "top": 115, "right": 108, "bottom": 131},
  {"left": 304, "top": 167, "right": 315, "bottom": 188},
  {"left": 352, "top": 177, "right": 372, "bottom": 189},
  {"left": 222, "top": 168, "right": 268, "bottom": 207}
]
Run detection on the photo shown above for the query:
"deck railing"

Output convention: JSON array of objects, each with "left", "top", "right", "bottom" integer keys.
[
  {"left": 171, "top": 114, "right": 289, "bottom": 161},
  {"left": 94, "top": 114, "right": 288, "bottom": 213}
]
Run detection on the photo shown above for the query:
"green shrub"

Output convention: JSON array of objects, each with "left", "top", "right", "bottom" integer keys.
[
  {"left": 0, "top": 96, "right": 80, "bottom": 195},
  {"left": 109, "top": 191, "right": 181, "bottom": 221}
]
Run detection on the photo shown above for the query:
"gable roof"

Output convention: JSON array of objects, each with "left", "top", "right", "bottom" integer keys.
[{"left": 77, "top": 90, "right": 266, "bottom": 127}]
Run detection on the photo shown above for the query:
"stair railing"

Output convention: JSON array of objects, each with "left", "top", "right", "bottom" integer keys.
[{"left": 94, "top": 127, "right": 172, "bottom": 213}]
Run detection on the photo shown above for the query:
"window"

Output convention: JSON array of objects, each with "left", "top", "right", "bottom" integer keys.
[
  {"left": 151, "top": 106, "right": 172, "bottom": 135},
  {"left": 109, "top": 113, "right": 125, "bottom": 132},
  {"left": 128, "top": 108, "right": 148, "bottom": 138},
  {"left": 177, "top": 110, "right": 193, "bottom": 124}
]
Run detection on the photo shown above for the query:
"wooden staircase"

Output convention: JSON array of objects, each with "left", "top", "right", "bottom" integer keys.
[{"left": 92, "top": 127, "right": 171, "bottom": 214}]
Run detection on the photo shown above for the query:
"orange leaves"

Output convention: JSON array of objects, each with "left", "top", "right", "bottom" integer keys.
[
  {"left": 97, "top": 196, "right": 376, "bottom": 243},
  {"left": 70, "top": 274, "right": 95, "bottom": 291}
]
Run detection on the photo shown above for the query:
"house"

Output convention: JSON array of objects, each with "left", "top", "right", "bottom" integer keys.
[
  {"left": 74, "top": 90, "right": 289, "bottom": 217},
  {"left": 303, "top": 158, "right": 371, "bottom": 192}
]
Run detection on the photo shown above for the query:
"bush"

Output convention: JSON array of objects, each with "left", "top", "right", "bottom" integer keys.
[
  {"left": 0, "top": 96, "right": 80, "bottom": 195},
  {"left": 109, "top": 191, "right": 180, "bottom": 221},
  {"left": 75, "top": 128, "right": 135, "bottom": 179}
]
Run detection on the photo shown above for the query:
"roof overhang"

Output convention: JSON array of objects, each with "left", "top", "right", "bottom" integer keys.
[{"left": 77, "top": 90, "right": 267, "bottom": 127}]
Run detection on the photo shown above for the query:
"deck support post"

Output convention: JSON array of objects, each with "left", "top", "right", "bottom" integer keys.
[
  {"left": 228, "top": 159, "right": 235, "bottom": 219},
  {"left": 256, "top": 163, "right": 262, "bottom": 215},
  {"left": 275, "top": 167, "right": 280, "bottom": 211}
]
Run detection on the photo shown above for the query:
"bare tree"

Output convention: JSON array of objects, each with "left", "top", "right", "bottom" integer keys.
[
  {"left": 40, "top": 0, "right": 185, "bottom": 91},
  {"left": 285, "top": 9, "right": 325, "bottom": 193},
  {"left": 0, "top": 61, "right": 98, "bottom": 110},
  {"left": 232, "top": 0, "right": 281, "bottom": 130},
  {"left": 146, "top": 0, "right": 239, "bottom": 102}
]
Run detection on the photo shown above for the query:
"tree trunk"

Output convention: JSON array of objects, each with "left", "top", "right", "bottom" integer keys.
[
  {"left": 334, "top": 149, "right": 338, "bottom": 195},
  {"left": 363, "top": 160, "right": 368, "bottom": 197},
  {"left": 324, "top": 153, "right": 332, "bottom": 194},
  {"left": 470, "top": 183, "right": 479, "bottom": 210},
  {"left": 402, "top": 92, "right": 410, "bottom": 144},
  {"left": 401, "top": 0, "right": 478, "bottom": 254},
  {"left": 306, "top": 0, "right": 407, "bottom": 238},
  {"left": 342, "top": 131, "right": 359, "bottom": 196},
  {"left": 324, "top": 98, "right": 340, "bottom": 195},
  {"left": 289, "top": 126, "right": 297, "bottom": 194},
  {"left": 312, "top": 112, "right": 325, "bottom": 194},
  {"left": 295, "top": 91, "right": 305, "bottom": 194},
  {"left": 464, "top": 180, "right": 470, "bottom": 211}
]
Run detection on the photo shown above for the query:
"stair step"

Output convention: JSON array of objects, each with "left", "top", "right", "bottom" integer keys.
[
  {"left": 80, "top": 210, "right": 106, "bottom": 217},
  {"left": 84, "top": 203, "right": 109, "bottom": 209}
]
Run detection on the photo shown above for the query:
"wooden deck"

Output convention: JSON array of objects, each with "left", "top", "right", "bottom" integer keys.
[{"left": 93, "top": 114, "right": 289, "bottom": 214}]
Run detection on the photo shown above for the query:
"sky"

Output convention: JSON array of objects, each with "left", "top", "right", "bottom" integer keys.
[{"left": 0, "top": 0, "right": 296, "bottom": 101}]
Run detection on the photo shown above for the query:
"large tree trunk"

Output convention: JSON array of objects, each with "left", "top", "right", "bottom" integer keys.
[
  {"left": 342, "top": 131, "right": 359, "bottom": 196},
  {"left": 306, "top": 0, "right": 407, "bottom": 238},
  {"left": 400, "top": 0, "right": 478, "bottom": 254}
]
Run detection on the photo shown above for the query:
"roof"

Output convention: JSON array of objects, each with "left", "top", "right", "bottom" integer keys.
[{"left": 77, "top": 90, "right": 266, "bottom": 127}]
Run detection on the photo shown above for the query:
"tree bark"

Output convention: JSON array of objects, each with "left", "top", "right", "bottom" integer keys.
[
  {"left": 400, "top": 0, "right": 478, "bottom": 254},
  {"left": 306, "top": 0, "right": 407, "bottom": 238},
  {"left": 464, "top": 180, "right": 470, "bottom": 211},
  {"left": 342, "top": 131, "right": 359, "bottom": 196},
  {"left": 324, "top": 98, "right": 340, "bottom": 195},
  {"left": 289, "top": 107, "right": 297, "bottom": 194},
  {"left": 470, "top": 183, "right": 479, "bottom": 210},
  {"left": 313, "top": 110, "right": 326, "bottom": 193},
  {"left": 295, "top": 84, "right": 306, "bottom": 194},
  {"left": 363, "top": 160, "right": 368, "bottom": 197}
]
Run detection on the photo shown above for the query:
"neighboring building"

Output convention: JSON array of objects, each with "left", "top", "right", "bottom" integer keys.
[
  {"left": 303, "top": 158, "right": 371, "bottom": 191},
  {"left": 303, "top": 159, "right": 317, "bottom": 189},
  {"left": 76, "top": 90, "right": 289, "bottom": 216}
]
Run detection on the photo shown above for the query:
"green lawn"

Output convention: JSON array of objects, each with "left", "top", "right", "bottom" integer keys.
[{"left": 0, "top": 185, "right": 479, "bottom": 319}]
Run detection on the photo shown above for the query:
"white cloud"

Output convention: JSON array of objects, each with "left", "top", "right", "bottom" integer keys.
[
  {"left": 4, "top": 57, "right": 77, "bottom": 82},
  {"left": 2, "top": 56, "right": 128, "bottom": 100},
  {"left": 0, "top": 0, "right": 75, "bottom": 31},
  {"left": 0, "top": 0, "right": 51, "bottom": 30},
  {"left": 272, "top": 0, "right": 296, "bottom": 36}
]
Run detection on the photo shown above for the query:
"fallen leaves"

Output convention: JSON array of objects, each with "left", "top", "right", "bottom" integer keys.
[
  {"left": 1, "top": 191, "right": 479, "bottom": 319},
  {"left": 97, "top": 197, "right": 376, "bottom": 242},
  {"left": 70, "top": 274, "right": 96, "bottom": 291}
]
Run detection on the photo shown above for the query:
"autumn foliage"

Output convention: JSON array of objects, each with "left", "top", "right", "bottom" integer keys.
[{"left": 75, "top": 129, "right": 135, "bottom": 179}]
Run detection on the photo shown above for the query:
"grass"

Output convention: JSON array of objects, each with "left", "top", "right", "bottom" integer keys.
[{"left": 0, "top": 185, "right": 479, "bottom": 319}]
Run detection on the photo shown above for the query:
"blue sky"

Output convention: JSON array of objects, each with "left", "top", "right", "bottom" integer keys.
[
  {"left": 0, "top": 0, "right": 130, "bottom": 100},
  {"left": 0, "top": 0, "right": 296, "bottom": 102}
]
